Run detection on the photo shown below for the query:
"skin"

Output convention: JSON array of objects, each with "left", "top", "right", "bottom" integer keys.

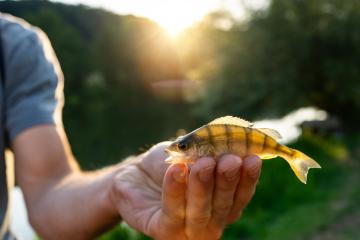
[{"left": 14, "top": 124, "right": 262, "bottom": 240}]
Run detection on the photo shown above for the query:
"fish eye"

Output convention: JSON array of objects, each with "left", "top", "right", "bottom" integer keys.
[{"left": 178, "top": 142, "right": 189, "bottom": 151}]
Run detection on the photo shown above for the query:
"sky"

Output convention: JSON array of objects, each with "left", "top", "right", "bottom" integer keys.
[{"left": 52, "top": 0, "right": 267, "bottom": 36}]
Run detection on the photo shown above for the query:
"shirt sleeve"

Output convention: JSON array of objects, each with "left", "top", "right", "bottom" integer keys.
[{"left": 2, "top": 15, "right": 64, "bottom": 141}]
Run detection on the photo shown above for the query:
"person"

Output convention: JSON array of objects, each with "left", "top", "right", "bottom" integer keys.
[{"left": 0, "top": 13, "right": 262, "bottom": 240}]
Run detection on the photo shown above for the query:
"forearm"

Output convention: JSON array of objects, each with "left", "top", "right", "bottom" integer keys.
[
  {"left": 27, "top": 164, "right": 123, "bottom": 239},
  {"left": 13, "top": 125, "right": 131, "bottom": 239}
]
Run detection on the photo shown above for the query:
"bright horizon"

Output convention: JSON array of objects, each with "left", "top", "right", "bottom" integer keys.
[{"left": 52, "top": 0, "right": 267, "bottom": 37}]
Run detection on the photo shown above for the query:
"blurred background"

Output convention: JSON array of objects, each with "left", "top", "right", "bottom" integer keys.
[{"left": 1, "top": 0, "right": 360, "bottom": 239}]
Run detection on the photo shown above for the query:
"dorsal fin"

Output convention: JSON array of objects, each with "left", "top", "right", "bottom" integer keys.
[
  {"left": 257, "top": 128, "right": 282, "bottom": 140},
  {"left": 208, "top": 116, "right": 253, "bottom": 127}
]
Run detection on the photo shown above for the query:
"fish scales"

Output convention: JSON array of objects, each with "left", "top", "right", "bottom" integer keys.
[
  {"left": 247, "top": 128, "right": 266, "bottom": 155},
  {"left": 262, "top": 135, "right": 278, "bottom": 156},
  {"left": 228, "top": 125, "right": 247, "bottom": 156},
  {"left": 196, "top": 125, "right": 228, "bottom": 152},
  {"left": 197, "top": 124, "right": 277, "bottom": 157},
  {"left": 166, "top": 116, "right": 321, "bottom": 184}
]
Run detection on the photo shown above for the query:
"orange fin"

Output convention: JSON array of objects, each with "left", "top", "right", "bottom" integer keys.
[{"left": 285, "top": 150, "right": 321, "bottom": 184}]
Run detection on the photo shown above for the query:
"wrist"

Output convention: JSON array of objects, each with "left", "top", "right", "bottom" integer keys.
[
  {"left": 105, "top": 156, "right": 141, "bottom": 221},
  {"left": 108, "top": 155, "right": 144, "bottom": 220},
  {"left": 100, "top": 165, "right": 123, "bottom": 224}
]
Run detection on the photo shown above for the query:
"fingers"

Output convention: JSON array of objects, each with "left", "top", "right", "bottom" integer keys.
[
  {"left": 185, "top": 157, "right": 216, "bottom": 239},
  {"left": 227, "top": 155, "right": 262, "bottom": 223},
  {"left": 159, "top": 154, "right": 261, "bottom": 239},
  {"left": 161, "top": 163, "right": 187, "bottom": 227},
  {"left": 210, "top": 155, "right": 242, "bottom": 227}
]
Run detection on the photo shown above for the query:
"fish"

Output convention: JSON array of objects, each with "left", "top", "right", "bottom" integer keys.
[{"left": 165, "top": 116, "right": 321, "bottom": 184}]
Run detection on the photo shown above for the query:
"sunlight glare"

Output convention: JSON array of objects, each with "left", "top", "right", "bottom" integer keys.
[
  {"left": 54, "top": 0, "right": 266, "bottom": 37},
  {"left": 109, "top": 0, "right": 219, "bottom": 38}
]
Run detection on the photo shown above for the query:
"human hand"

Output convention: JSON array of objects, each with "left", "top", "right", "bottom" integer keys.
[{"left": 110, "top": 142, "right": 262, "bottom": 240}]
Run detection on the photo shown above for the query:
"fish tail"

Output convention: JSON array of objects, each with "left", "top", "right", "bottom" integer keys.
[{"left": 285, "top": 149, "right": 321, "bottom": 184}]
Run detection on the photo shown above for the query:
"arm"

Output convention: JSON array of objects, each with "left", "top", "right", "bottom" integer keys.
[
  {"left": 14, "top": 125, "right": 121, "bottom": 239},
  {"left": 3, "top": 18, "right": 122, "bottom": 238}
]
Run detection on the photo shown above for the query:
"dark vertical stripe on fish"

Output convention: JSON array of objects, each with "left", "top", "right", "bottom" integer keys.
[
  {"left": 284, "top": 148, "right": 294, "bottom": 156},
  {"left": 289, "top": 148, "right": 296, "bottom": 157},
  {"left": 245, "top": 127, "right": 251, "bottom": 154},
  {"left": 261, "top": 134, "right": 267, "bottom": 153},
  {"left": 224, "top": 124, "right": 231, "bottom": 150},
  {"left": 205, "top": 125, "right": 215, "bottom": 148},
  {"left": 275, "top": 143, "right": 282, "bottom": 154}
]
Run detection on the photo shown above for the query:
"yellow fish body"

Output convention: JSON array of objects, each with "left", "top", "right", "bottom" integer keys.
[{"left": 166, "top": 116, "right": 321, "bottom": 184}]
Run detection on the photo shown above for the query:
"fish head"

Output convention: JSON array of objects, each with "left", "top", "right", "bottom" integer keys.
[{"left": 166, "top": 133, "right": 200, "bottom": 163}]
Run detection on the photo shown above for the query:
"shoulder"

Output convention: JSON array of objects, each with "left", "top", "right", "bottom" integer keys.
[
  {"left": 0, "top": 13, "right": 62, "bottom": 81},
  {"left": 1, "top": 13, "right": 44, "bottom": 45},
  {"left": 0, "top": 13, "right": 54, "bottom": 61}
]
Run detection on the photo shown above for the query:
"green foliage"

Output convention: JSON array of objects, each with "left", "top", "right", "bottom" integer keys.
[{"left": 186, "top": 0, "right": 360, "bottom": 127}]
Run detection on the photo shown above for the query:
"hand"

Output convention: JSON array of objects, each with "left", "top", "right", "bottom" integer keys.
[{"left": 110, "top": 142, "right": 262, "bottom": 240}]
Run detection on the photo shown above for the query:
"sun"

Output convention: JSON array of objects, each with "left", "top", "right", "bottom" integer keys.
[
  {"left": 151, "top": 11, "right": 196, "bottom": 37},
  {"left": 130, "top": 1, "right": 219, "bottom": 38}
]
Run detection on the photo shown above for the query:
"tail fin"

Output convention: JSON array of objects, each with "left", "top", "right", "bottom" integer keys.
[{"left": 286, "top": 150, "right": 321, "bottom": 184}]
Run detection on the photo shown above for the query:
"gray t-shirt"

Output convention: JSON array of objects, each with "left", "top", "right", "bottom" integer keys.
[{"left": 0, "top": 13, "right": 64, "bottom": 239}]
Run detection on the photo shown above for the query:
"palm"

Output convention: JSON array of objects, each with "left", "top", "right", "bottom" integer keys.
[{"left": 113, "top": 142, "right": 182, "bottom": 237}]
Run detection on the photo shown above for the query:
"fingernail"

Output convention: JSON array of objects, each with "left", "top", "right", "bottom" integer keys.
[
  {"left": 173, "top": 167, "right": 186, "bottom": 183},
  {"left": 198, "top": 166, "right": 215, "bottom": 182},
  {"left": 224, "top": 166, "right": 240, "bottom": 181}
]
